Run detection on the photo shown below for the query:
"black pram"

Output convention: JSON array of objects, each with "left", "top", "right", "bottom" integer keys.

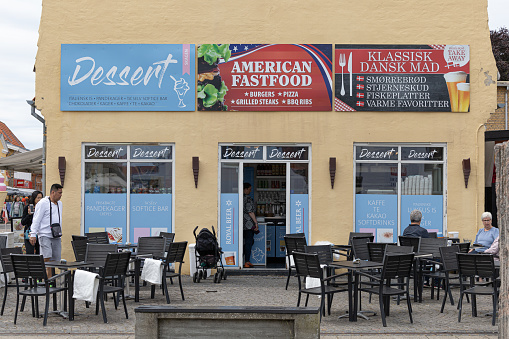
[{"left": 193, "top": 226, "right": 226, "bottom": 283}]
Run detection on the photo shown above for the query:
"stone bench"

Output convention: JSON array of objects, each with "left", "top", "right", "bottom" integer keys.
[{"left": 135, "top": 305, "right": 320, "bottom": 339}]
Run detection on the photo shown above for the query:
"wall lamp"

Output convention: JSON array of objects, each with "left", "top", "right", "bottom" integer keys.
[
  {"left": 462, "top": 158, "right": 470, "bottom": 188},
  {"left": 58, "top": 157, "right": 66, "bottom": 187},
  {"left": 329, "top": 157, "right": 336, "bottom": 189},
  {"left": 192, "top": 157, "right": 199, "bottom": 188}
]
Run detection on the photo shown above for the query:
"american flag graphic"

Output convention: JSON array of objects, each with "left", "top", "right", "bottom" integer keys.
[
  {"left": 356, "top": 84, "right": 364, "bottom": 90},
  {"left": 356, "top": 76, "right": 364, "bottom": 81},
  {"left": 356, "top": 93, "right": 364, "bottom": 98},
  {"left": 229, "top": 44, "right": 265, "bottom": 56},
  {"left": 356, "top": 101, "right": 364, "bottom": 107}
]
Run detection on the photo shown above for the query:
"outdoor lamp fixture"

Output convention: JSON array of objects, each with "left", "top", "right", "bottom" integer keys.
[
  {"left": 329, "top": 157, "right": 336, "bottom": 189},
  {"left": 58, "top": 157, "right": 66, "bottom": 187},
  {"left": 462, "top": 158, "right": 471, "bottom": 188},
  {"left": 192, "top": 157, "right": 199, "bottom": 188}
]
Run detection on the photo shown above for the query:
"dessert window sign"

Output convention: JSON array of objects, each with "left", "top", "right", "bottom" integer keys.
[
  {"left": 61, "top": 44, "right": 195, "bottom": 111},
  {"left": 334, "top": 45, "right": 470, "bottom": 112},
  {"left": 197, "top": 44, "right": 333, "bottom": 111}
]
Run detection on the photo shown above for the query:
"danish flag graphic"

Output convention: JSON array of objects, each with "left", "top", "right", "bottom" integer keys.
[
  {"left": 356, "top": 84, "right": 364, "bottom": 90},
  {"left": 356, "top": 93, "right": 364, "bottom": 98},
  {"left": 356, "top": 101, "right": 365, "bottom": 107},
  {"left": 356, "top": 76, "right": 364, "bottom": 81}
]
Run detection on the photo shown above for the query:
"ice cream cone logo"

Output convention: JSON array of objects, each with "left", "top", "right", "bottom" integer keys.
[{"left": 170, "top": 76, "right": 190, "bottom": 108}]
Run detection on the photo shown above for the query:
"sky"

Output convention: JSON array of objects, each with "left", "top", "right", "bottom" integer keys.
[{"left": 0, "top": 1, "right": 508, "bottom": 151}]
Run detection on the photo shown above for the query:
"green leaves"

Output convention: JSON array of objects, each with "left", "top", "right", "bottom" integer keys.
[
  {"left": 197, "top": 44, "right": 231, "bottom": 65},
  {"left": 197, "top": 81, "right": 229, "bottom": 108}
]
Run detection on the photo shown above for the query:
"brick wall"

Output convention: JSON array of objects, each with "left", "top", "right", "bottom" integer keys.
[{"left": 486, "top": 85, "right": 509, "bottom": 131}]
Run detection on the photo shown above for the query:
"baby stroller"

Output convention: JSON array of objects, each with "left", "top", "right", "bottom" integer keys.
[{"left": 193, "top": 226, "right": 226, "bottom": 283}]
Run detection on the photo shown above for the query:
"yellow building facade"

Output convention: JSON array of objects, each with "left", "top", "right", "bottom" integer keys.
[{"left": 35, "top": 0, "right": 497, "bottom": 269}]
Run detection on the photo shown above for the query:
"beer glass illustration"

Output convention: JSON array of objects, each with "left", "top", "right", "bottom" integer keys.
[
  {"left": 457, "top": 82, "right": 470, "bottom": 112},
  {"left": 444, "top": 71, "right": 467, "bottom": 112},
  {"left": 170, "top": 76, "right": 190, "bottom": 108}
]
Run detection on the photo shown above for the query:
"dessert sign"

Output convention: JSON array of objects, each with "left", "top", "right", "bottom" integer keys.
[
  {"left": 197, "top": 44, "right": 333, "bottom": 111},
  {"left": 335, "top": 45, "right": 470, "bottom": 112},
  {"left": 61, "top": 44, "right": 195, "bottom": 111}
]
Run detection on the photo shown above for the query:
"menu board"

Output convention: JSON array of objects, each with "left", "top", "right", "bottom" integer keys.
[
  {"left": 335, "top": 45, "right": 470, "bottom": 112},
  {"left": 61, "top": 44, "right": 195, "bottom": 111},
  {"left": 197, "top": 44, "right": 333, "bottom": 111}
]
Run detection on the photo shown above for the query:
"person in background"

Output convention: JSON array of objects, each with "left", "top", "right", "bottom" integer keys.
[
  {"left": 30, "top": 184, "right": 63, "bottom": 277},
  {"left": 484, "top": 235, "right": 499, "bottom": 260},
  {"left": 21, "top": 190, "right": 43, "bottom": 254},
  {"left": 243, "top": 182, "right": 258, "bottom": 268},
  {"left": 9, "top": 196, "right": 23, "bottom": 218},
  {"left": 402, "top": 210, "right": 430, "bottom": 238},
  {"left": 470, "top": 212, "right": 499, "bottom": 253}
]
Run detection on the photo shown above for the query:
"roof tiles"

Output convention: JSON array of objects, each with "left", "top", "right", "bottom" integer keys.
[{"left": 0, "top": 121, "right": 25, "bottom": 149}]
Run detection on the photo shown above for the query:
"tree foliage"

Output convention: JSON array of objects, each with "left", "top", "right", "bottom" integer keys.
[{"left": 491, "top": 27, "right": 509, "bottom": 81}]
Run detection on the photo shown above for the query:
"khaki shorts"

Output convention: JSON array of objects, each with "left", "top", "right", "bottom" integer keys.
[{"left": 38, "top": 236, "right": 61, "bottom": 261}]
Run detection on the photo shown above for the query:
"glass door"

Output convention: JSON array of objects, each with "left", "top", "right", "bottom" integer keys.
[{"left": 219, "top": 162, "right": 240, "bottom": 267}]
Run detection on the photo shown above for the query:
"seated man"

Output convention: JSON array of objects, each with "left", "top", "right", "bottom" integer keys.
[{"left": 402, "top": 210, "right": 429, "bottom": 238}]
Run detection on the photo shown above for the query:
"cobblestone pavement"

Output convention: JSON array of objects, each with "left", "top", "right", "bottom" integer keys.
[{"left": 0, "top": 273, "right": 499, "bottom": 338}]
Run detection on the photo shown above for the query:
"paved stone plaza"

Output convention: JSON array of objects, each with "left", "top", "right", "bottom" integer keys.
[{"left": 0, "top": 274, "right": 499, "bottom": 338}]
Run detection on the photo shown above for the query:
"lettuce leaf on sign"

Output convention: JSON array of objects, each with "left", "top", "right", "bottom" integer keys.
[
  {"left": 198, "top": 44, "right": 231, "bottom": 65},
  {"left": 197, "top": 82, "right": 228, "bottom": 108}
]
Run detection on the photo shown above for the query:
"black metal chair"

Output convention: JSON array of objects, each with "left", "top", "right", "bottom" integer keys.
[
  {"left": 349, "top": 232, "right": 374, "bottom": 242},
  {"left": 0, "top": 236, "right": 7, "bottom": 250},
  {"left": 385, "top": 245, "right": 413, "bottom": 254},
  {"left": 347, "top": 233, "right": 374, "bottom": 260},
  {"left": 137, "top": 236, "right": 166, "bottom": 259},
  {"left": 72, "top": 239, "right": 88, "bottom": 262},
  {"left": 85, "top": 232, "right": 110, "bottom": 244},
  {"left": 0, "top": 247, "right": 23, "bottom": 316},
  {"left": 160, "top": 232, "right": 175, "bottom": 251},
  {"left": 367, "top": 242, "right": 389, "bottom": 263},
  {"left": 351, "top": 237, "right": 373, "bottom": 260},
  {"left": 85, "top": 244, "right": 118, "bottom": 269},
  {"left": 428, "top": 232, "right": 438, "bottom": 238},
  {"left": 419, "top": 238, "right": 447, "bottom": 257},
  {"left": 11, "top": 254, "right": 70, "bottom": 326},
  {"left": 161, "top": 241, "right": 187, "bottom": 303},
  {"left": 359, "top": 253, "right": 415, "bottom": 327},
  {"left": 439, "top": 245, "right": 462, "bottom": 312},
  {"left": 304, "top": 245, "right": 333, "bottom": 265},
  {"left": 292, "top": 252, "right": 348, "bottom": 321},
  {"left": 457, "top": 242, "right": 471, "bottom": 253},
  {"left": 72, "top": 235, "right": 88, "bottom": 242},
  {"left": 95, "top": 251, "right": 131, "bottom": 323},
  {"left": 304, "top": 245, "right": 347, "bottom": 288},
  {"left": 419, "top": 238, "right": 447, "bottom": 300},
  {"left": 457, "top": 253, "right": 499, "bottom": 326},
  {"left": 283, "top": 234, "right": 307, "bottom": 290},
  {"left": 398, "top": 236, "right": 420, "bottom": 252}
]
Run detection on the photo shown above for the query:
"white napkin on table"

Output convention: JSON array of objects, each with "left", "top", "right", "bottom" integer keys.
[
  {"left": 73, "top": 270, "right": 99, "bottom": 303},
  {"left": 140, "top": 258, "right": 164, "bottom": 285}
]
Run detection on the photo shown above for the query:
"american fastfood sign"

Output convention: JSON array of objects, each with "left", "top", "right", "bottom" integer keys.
[
  {"left": 198, "top": 44, "right": 333, "bottom": 111},
  {"left": 61, "top": 44, "right": 195, "bottom": 111},
  {"left": 334, "top": 45, "right": 470, "bottom": 112}
]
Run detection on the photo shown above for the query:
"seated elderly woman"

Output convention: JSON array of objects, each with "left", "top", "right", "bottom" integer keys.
[{"left": 470, "top": 212, "right": 499, "bottom": 253}]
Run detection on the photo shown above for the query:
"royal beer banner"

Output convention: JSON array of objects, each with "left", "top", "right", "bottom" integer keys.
[
  {"left": 61, "top": 44, "right": 195, "bottom": 111},
  {"left": 334, "top": 45, "right": 470, "bottom": 112},
  {"left": 197, "top": 44, "right": 333, "bottom": 111}
]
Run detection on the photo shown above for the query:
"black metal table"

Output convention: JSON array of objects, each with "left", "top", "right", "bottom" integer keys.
[
  {"left": 45, "top": 261, "right": 95, "bottom": 321},
  {"left": 328, "top": 260, "right": 383, "bottom": 322},
  {"left": 133, "top": 254, "right": 153, "bottom": 302}
]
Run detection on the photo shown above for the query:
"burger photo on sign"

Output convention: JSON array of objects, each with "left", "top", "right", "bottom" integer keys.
[{"left": 197, "top": 44, "right": 231, "bottom": 111}]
